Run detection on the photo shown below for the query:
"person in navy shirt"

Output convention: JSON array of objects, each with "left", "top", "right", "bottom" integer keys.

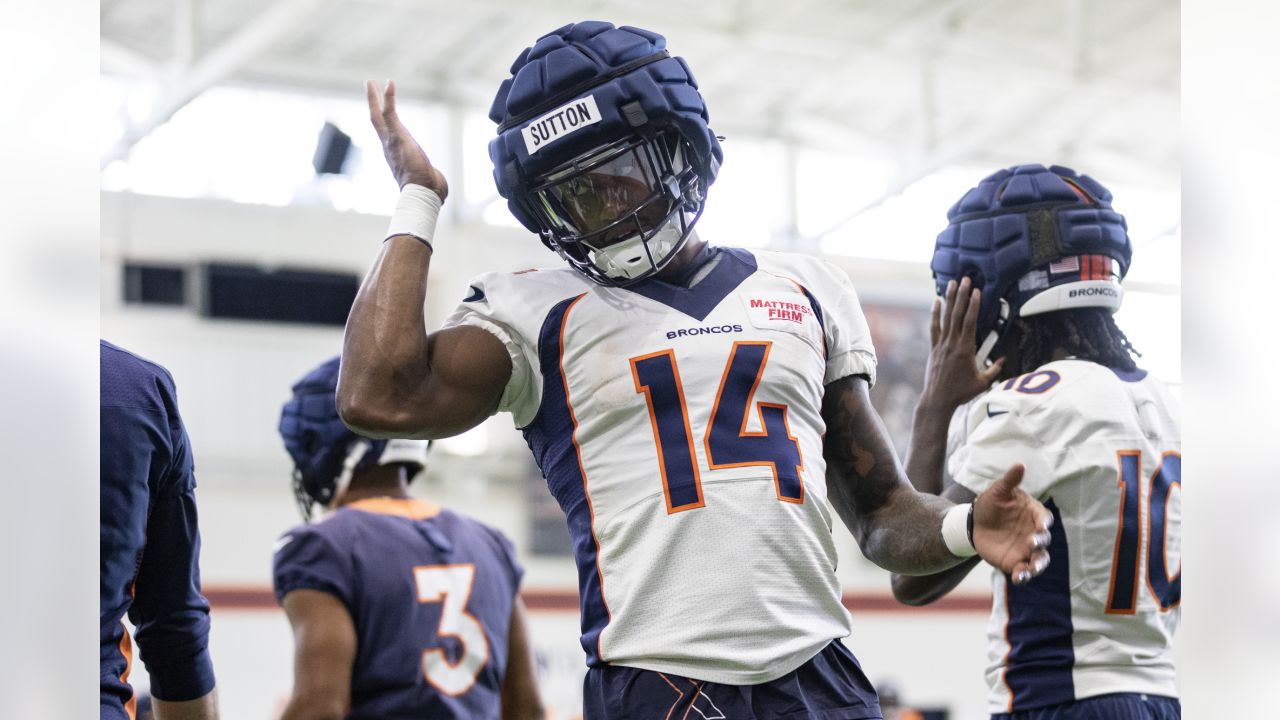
[
  {"left": 100, "top": 340, "right": 218, "bottom": 720},
  {"left": 273, "top": 357, "right": 543, "bottom": 720}
]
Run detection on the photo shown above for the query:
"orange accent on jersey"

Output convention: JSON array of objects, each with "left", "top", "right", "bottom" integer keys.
[
  {"left": 630, "top": 349, "right": 706, "bottom": 514},
  {"left": 760, "top": 402, "right": 805, "bottom": 504},
  {"left": 1014, "top": 370, "right": 1061, "bottom": 394},
  {"left": 559, "top": 293, "right": 613, "bottom": 661},
  {"left": 786, "top": 277, "right": 827, "bottom": 360},
  {"left": 119, "top": 623, "right": 136, "bottom": 720},
  {"left": 703, "top": 341, "right": 805, "bottom": 504},
  {"left": 346, "top": 497, "right": 441, "bottom": 520},
  {"left": 1105, "top": 450, "right": 1143, "bottom": 616},
  {"left": 1145, "top": 450, "right": 1183, "bottom": 613}
]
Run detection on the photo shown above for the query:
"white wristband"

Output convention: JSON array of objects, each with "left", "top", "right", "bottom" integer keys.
[
  {"left": 942, "top": 503, "right": 978, "bottom": 558},
  {"left": 385, "top": 183, "right": 442, "bottom": 249}
]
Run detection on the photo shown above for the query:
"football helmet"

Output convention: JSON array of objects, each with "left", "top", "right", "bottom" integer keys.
[
  {"left": 279, "top": 356, "right": 430, "bottom": 520},
  {"left": 931, "top": 164, "right": 1132, "bottom": 364},
  {"left": 488, "top": 21, "right": 722, "bottom": 286}
]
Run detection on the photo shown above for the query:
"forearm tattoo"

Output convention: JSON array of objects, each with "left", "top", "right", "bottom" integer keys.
[{"left": 821, "top": 375, "right": 959, "bottom": 574}]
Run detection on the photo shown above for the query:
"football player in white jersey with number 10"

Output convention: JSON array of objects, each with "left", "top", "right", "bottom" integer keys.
[
  {"left": 892, "top": 165, "right": 1181, "bottom": 720},
  {"left": 339, "top": 21, "right": 1053, "bottom": 719}
]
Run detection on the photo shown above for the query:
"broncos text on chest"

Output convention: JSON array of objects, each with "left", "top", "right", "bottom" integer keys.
[{"left": 665, "top": 324, "right": 745, "bottom": 340}]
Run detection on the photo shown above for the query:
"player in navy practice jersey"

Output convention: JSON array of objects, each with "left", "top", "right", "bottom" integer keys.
[
  {"left": 891, "top": 166, "right": 1181, "bottom": 719},
  {"left": 273, "top": 357, "right": 542, "bottom": 720},
  {"left": 100, "top": 340, "right": 218, "bottom": 720},
  {"left": 338, "top": 21, "right": 1054, "bottom": 719}
]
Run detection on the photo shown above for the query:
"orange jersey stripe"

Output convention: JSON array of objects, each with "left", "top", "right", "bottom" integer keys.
[{"left": 119, "top": 623, "right": 136, "bottom": 720}]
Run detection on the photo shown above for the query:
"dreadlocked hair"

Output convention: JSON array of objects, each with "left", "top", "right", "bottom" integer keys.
[{"left": 998, "top": 307, "right": 1141, "bottom": 380}]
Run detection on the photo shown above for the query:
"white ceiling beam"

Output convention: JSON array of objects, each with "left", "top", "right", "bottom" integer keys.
[
  {"left": 170, "top": 0, "right": 200, "bottom": 73},
  {"left": 810, "top": 52, "right": 1177, "bottom": 243},
  {"left": 101, "top": 0, "right": 326, "bottom": 168},
  {"left": 809, "top": 90, "right": 1079, "bottom": 241},
  {"left": 101, "top": 38, "right": 158, "bottom": 78}
]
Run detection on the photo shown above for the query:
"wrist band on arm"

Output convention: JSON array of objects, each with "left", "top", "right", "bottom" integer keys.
[
  {"left": 385, "top": 184, "right": 442, "bottom": 249},
  {"left": 942, "top": 502, "right": 978, "bottom": 558}
]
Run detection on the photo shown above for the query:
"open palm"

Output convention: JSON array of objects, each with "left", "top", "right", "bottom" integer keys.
[{"left": 366, "top": 79, "right": 449, "bottom": 198}]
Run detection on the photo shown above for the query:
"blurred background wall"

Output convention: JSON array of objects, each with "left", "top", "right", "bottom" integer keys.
[{"left": 99, "top": 1, "right": 1179, "bottom": 717}]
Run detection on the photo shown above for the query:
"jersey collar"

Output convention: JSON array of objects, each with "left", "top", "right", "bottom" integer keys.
[{"left": 624, "top": 247, "right": 757, "bottom": 321}]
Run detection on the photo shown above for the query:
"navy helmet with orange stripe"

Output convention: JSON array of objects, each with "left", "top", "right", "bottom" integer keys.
[
  {"left": 279, "top": 356, "right": 431, "bottom": 520},
  {"left": 931, "top": 164, "right": 1132, "bottom": 364}
]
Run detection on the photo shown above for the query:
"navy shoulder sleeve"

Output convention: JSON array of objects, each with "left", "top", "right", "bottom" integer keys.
[
  {"left": 99, "top": 341, "right": 194, "bottom": 498},
  {"left": 273, "top": 522, "right": 356, "bottom": 609}
]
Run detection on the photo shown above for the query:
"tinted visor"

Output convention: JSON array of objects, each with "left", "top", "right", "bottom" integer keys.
[{"left": 532, "top": 137, "right": 676, "bottom": 245}]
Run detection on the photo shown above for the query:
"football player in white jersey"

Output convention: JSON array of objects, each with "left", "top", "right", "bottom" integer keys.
[
  {"left": 891, "top": 165, "right": 1180, "bottom": 719},
  {"left": 339, "top": 21, "right": 1053, "bottom": 719}
]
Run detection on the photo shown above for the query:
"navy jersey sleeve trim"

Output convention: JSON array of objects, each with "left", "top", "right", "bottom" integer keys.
[{"left": 522, "top": 294, "right": 611, "bottom": 664}]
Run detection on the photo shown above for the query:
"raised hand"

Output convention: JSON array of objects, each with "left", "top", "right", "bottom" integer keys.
[
  {"left": 366, "top": 80, "right": 449, "bottom": 199},
  {"left": 921, "top": 277, "right": 1004, "bottom": 411},
  {"left": 973, "top": 464, "right": 1053, "bottom": 584}
]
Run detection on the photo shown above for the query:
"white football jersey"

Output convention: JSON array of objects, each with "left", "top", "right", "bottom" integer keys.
[
  {"left": 948, "top": 359, "right": 1181, "bottom": 713},
  {"left": 443, "top": 247, "right": 877, "bottom": 684}
]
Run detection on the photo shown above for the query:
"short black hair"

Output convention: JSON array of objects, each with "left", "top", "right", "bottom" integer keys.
[{"left": 998, "top": 307, "right": 1141, "bottom": 380}]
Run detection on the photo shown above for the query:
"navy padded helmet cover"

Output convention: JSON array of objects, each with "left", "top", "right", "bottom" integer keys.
[
  {"left": 931, "top": 164, "right": 1132, "bottom": 335},
  {"left": 279, "top": 356, "right": 386, "bottom": 490},
  {"left": 488, "top": 21, "right": 722, "bottom": 232}
]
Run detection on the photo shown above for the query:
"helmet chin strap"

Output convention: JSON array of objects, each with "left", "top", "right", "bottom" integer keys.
[
  {"left": 975, "top": 298, "right": 1011, "bottom": 368},
  {"left": 332, "top": 440, "right": 372, "bottom": 508}
]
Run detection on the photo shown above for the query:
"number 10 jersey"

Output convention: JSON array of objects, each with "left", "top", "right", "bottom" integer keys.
[
  {"left": 947, "top": 359, "right": 1181, "bottom": 713},
  {"left": 444, "top": 247, "right": 878, "bottom": 684}
]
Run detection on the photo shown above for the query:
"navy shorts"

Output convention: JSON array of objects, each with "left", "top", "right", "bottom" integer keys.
[
  {"left": 991, "top": 693, "right": 1181, "bottom": 720},
  {"left": 583, "top": 640, "right": 883, "bottom": 720}
]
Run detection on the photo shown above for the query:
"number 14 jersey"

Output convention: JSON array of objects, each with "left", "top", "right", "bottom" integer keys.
[{"left": 444, "top": 247, "right": 878, "bottom": 684}]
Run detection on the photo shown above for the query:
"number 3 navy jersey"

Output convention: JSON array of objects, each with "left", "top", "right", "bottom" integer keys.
[
  {"left": 946, "top": 359, "right": 1181, "bottom": 713},
  {"left": 272, "top": 498, "right": 523, "bottom": 719},
  {"left": 443, "top": 246, "right": 878, "bottom": 684}
]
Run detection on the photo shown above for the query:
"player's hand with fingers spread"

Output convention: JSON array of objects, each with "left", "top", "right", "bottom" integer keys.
[
  {"left": 920, "top": 276, "right": 1004, "bottom": 411},
  {"left": 366, "top": 79, "right": 449, "bottom": 199},
  {"left": 973, "top": 464, "right": 1054, "bottom": 584}
]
